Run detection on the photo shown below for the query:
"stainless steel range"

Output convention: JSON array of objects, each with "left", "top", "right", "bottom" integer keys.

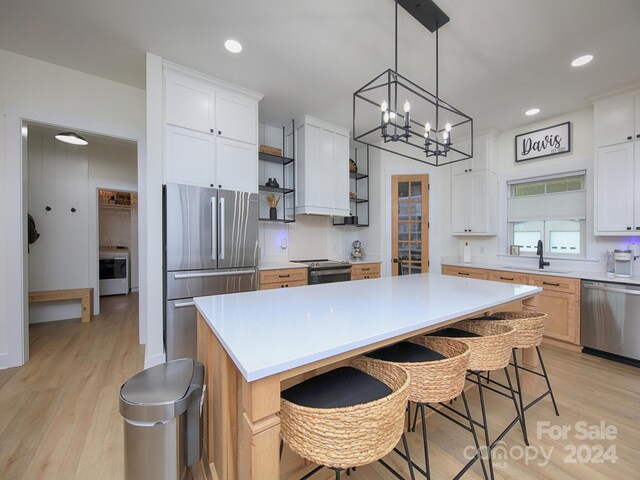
[{"left": 294, "top": 259, "right": 352, "bottom": 285}]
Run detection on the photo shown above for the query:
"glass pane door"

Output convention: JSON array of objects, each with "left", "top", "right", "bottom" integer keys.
[{"left": 392, "top": 175, "right": 429, "bottom": 276}]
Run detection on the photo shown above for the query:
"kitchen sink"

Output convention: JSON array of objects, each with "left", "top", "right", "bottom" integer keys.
[{"left": 501, "top": 266, "right": 572, "bottom": 274}]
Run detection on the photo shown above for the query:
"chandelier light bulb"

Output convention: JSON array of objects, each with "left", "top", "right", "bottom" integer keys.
[
  {"left": 381, "top": 100, "right": 388, "bottom": 112},
  {"left": 445, "top": 122, "right": 452, "bottom": 132},
  {"left": 404, "top": 100, "right": 411, "bottom": 113},
  {"left": 425, "top": 122, "right": 431, "bottom": 132},
  {"left": 443, "top": 131, "right": 449, "bottom": 140},
  {"left": 383, "top": 111, "right": 390, "bottom": 123},
  {"left": 389, "top": 111, "right": 396, "bottom": 120}
]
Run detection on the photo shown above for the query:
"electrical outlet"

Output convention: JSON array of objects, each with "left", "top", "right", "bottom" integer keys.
[{"left": 280, "top": 237, "right": 288, "bottom": 249}]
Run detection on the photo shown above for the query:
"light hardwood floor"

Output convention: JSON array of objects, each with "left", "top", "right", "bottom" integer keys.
[{"left": 1, "top": 294, "right": 639, "bottom": 479}]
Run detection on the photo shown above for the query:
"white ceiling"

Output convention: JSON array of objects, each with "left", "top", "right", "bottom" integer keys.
[{"left": 2, "top": 0, "right": 640, "bottom": 134}]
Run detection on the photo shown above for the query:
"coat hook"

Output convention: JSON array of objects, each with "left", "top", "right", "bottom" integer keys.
[
  {"left": 71, "top": 207, "right": 77, "bottom": 213},
  {"left": 45, "top": 206, "right": 52, "bottom": 211}
]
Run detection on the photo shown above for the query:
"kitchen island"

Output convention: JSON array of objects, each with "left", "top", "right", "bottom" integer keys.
[{"left": 195, "top": 273, "right": 541, "bottom": 480}]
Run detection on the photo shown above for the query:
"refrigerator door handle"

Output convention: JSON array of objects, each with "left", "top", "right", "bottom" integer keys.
[
  {"left": 210, "top": 196, "right": 217, "bottom": 261},
  {"left": 173, "top": 269, "right": 255, "bottom": 280},
  {"left": 219, "top": 197, "right": 225, "bottom": 260},
  {"left": 174, "top": 301, "right": 196, "bottom": 308}
]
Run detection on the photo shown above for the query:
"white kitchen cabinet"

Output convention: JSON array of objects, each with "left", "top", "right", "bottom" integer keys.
[
  {"left": 595, "top": 142, "right": 639, "bottom": 234},
  {"left": 163, "top": 63, "right": 263, "bottom": 191},
  {"left": 294, "top": 115, "right": 350, "bottom": 216},
  {"left": 215, "top": 92, "right": 257, "bottom": 145},
  {"left": 165, "top": 74, "right": 214, "bottom": 134},
  {"left": 216, "top": 137, "right": 258, "bottom": 193},
  {"left": 594, "top": 93, "right": 639, "bottom": 148},
  {"left": 451, "top": 132, "right": 497, "bottom": 176},
  {"left": 165, "top": 125, "right": 216, "bottom": 188},
  {"left": 451, "top": 170, "right": 497, "bottom": 235}
]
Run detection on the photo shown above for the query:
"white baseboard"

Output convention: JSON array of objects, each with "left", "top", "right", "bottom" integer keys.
[
  {"left": 0, "top": 352, "right": 8, "bottom": 370},
  {"left": 144, "top": 351, "right": 165, "bottom": 369}
]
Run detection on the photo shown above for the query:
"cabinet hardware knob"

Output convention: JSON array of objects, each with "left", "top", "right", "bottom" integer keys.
[
  {"left": 627, "top": 227, "right": 632, "bottom": 230},
  {"left": 218, "top": 185, "right": 222, "bottom": 188},
  {"left": 636, "top": 227, "right": 640, "bottom": 230},
  {"left": 500, "top": 277, "right": 514, "bottom": 281},
  {"left": 637, "top": 134, "right": 640, "bottom": 138},
  {"left": 458, "top": 272, "right": 469, "bottom": 276},
  {"left": 627, "top": 136, "right": 633, "bottom": 140},
  {"left": 278, "top": 274, "right": 290, "bottom": 278},
  {"left": 469, "top": 168, "right": 472, "bottom": 171},
  {"left": 210, "top": 129, "right": 214, "bottom": 133},
  {"left": 45, "top": 206, "right": 52, "bottom": 211},
  {"left": 71, "top": 207, "right": 76, "bottom": 213},
  {"left": 218, "top": 130, "right": 222, "bottom": 135},
  {"left": 543, "top": 281, "right": 560, "bottom": 287}
]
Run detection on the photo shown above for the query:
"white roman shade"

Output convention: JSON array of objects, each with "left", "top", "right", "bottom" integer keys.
[{"left": 507, "top": 172, "right": 586, "bottom": 222}]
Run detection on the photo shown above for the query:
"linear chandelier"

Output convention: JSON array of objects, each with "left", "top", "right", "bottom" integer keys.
[{"left": 353, "top": 0, "right": 473, "bottom": 167}]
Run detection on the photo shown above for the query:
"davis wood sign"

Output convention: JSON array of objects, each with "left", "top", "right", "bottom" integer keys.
[{"left": 515, "top": 121, "right": 571, "bottom": 162}]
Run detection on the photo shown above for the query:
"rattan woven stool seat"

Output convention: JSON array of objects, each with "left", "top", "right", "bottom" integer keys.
[
  {"left": 280, "top": 358, "right": 412, "bottom": 474},
  {"left": 470, "top": 311, "right": 547, "bottom": 349}
]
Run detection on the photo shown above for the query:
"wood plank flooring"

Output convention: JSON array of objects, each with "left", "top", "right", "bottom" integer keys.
[{"left": 1, "top": 293, "right": 639, "bottom": 479}]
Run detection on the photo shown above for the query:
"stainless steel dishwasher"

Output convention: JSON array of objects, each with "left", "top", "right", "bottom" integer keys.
[{"left": 581, "top": 280, "right": 640, "bottom": 362}]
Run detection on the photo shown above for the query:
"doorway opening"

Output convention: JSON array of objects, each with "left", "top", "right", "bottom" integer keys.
[
  {"left": 391, "top": 174, "right": 430, "bottom": 276},
  {"left": 25, "top": 122, "right": 139, "bottom": 333}
]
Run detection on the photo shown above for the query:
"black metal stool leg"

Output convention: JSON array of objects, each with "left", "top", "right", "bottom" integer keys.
[
  {"left": 461, "top": 391, "right": 489, "bottom": 480},
  {"left": 402, "top": 432, "right": 417, "bottom": 480},
  {"left": 407, "top": 402, "right": 412, "bottom": 432},
  {"left": 537, "top": 346, "right": 560, "bottom": 416},
  {"left": 475, "top": 372, "right": 495, "bottom": 480},
  {"left": 511, "top": 350, "right": 529, "bottom": 445},
  {"left": 503, "top": 366, "right": 527, "bottom": 447},
  {"left": 412, "top": 403, "right": 420, "bottom": 432},
  {"left": 419, "top": 403, "right": 431, "bottom": 480}
]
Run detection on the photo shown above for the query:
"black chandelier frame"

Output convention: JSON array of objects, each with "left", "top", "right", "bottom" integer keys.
[{"left": 352, "top": 0, "right": 474, "bottom": 167}]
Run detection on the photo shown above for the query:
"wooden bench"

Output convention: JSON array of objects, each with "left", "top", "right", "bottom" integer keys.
[{"left": 28, "top": 288, "right": 94, "bottom": 323}]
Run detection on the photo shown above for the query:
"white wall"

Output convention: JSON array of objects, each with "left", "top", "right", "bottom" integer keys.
[{"left": 0, "top": 48, "right": 145, "bottom": 368}]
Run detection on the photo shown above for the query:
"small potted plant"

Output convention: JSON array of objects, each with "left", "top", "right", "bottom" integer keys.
[{"left": 265, "top": 194, "right": 281, "bottom": 220}]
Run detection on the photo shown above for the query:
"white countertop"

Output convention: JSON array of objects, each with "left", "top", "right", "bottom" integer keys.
[
  {"left": 258, "top": 262, "right": 308, "bottom": 271},
  {"left": 441, "top": 260, "right": 640, "bottom": 286},
  {"left": 194, "top": 273, "right": 541, "bottom": 382}
]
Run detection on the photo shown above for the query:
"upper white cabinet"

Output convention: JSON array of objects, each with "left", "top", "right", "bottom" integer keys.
[
  {"left": 451, "top": 132, "right": 498, "bottom": 176},
  {"left": 451, "top": 170, "right": 497, "bottom": 235},
  {"left": 595, "top": 142, "right": 640, "bottom": 234},
  {"left": 215, "top": 92, "right": 257, "bottom": 144},
  {"left": 163, "top": 64, "right": 262, "bottom": 192},
  {"left": 450, "top": 132, "right": 498, "bottom": 235},
  {"left": 594, "top": 93, "right": 640, "bottom": 147},
  {"left": 294, "top": 115, "right": 350, "bottom": 216}
]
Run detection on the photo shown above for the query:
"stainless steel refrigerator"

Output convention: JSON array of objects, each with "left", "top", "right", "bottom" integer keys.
[{"left": 164, "top": 183, "right": 259, "bottom": 360}]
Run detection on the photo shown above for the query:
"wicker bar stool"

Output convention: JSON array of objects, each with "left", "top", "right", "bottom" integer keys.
[
  {"left": 472, "top": 311, "right": 560, "bottom": 446},
  {"left": 364, "top": 337, "right": 488, "bottom": 480},
  {"left": 425, "top": 321, "right": 522, "bottom": 480},
  {"left": 280, "top": 357, "right": 415, "bottom": 480}
]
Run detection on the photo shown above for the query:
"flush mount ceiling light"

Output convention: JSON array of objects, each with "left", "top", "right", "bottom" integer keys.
[
  {"left": 525, "top": 108, "right": 541, "bottom": 116},
  {"left": 224, "top": 39, "right": 243, "bottom": 53},
  {"left": 55, "top": 131, "right": 88, "bottom": 145},
  {"left": 353, "top": 0, "right": 473, "bottom": 167},
  {"left": 571, "top": 54, "right": 593, "bottom": 67}
]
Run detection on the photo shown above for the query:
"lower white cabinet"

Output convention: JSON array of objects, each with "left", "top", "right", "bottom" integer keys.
[
  {"left": 451, "top": 170, "right": 497, "bottom": 235},
  {"left": 215, "top": 137, "right": 257, "bottom": 193},
  {"left": 595, "top": 141, "right": 640, "bottom": 234},
  {"left": 165, "top": 125, "right": 216, "bottom": 188}
]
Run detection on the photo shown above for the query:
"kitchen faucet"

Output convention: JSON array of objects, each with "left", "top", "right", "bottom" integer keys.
[{"left": 537, "top": 240, "right": 550, "bottom": 269}]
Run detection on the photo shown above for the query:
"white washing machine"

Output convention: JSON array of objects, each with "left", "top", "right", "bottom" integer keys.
[{"left": 99, "top": 247, "right": 130, "bottom": 296}]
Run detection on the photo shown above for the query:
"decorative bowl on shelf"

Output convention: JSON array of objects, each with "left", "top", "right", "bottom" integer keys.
[{"left": 349, "top": 159, "right": 358, "bottom": 173}]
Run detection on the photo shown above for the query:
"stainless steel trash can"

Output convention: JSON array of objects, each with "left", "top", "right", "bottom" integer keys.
[{"left": 119, "top": 358, "right": 205, "bottom": 480}]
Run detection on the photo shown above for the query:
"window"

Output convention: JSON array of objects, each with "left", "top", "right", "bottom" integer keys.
[{"left": 508, "top": 173, "right": 586, "bottom": 258}]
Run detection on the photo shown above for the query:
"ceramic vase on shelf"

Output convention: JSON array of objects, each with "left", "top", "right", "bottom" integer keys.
[{"left": 269, "top": 207, "right": 278, "bottom": 220}]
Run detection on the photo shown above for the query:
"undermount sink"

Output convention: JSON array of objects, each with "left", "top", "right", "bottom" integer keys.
[{"left": 501, "top": 266, "right": 572, "bottom": 275}]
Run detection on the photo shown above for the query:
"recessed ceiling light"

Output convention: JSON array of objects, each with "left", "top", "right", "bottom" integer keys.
[
  {"left": 55, "top": 132, "right": 88, "bottom": 145},
  {"left": 224, "top": 39, "right": 242, "bottom": 54},
  {"left": 571, "top": 54, "right": 593, "bottom": 67},
  {"left": 525, "top": 108, "right": 540, "bottom": 116}
]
